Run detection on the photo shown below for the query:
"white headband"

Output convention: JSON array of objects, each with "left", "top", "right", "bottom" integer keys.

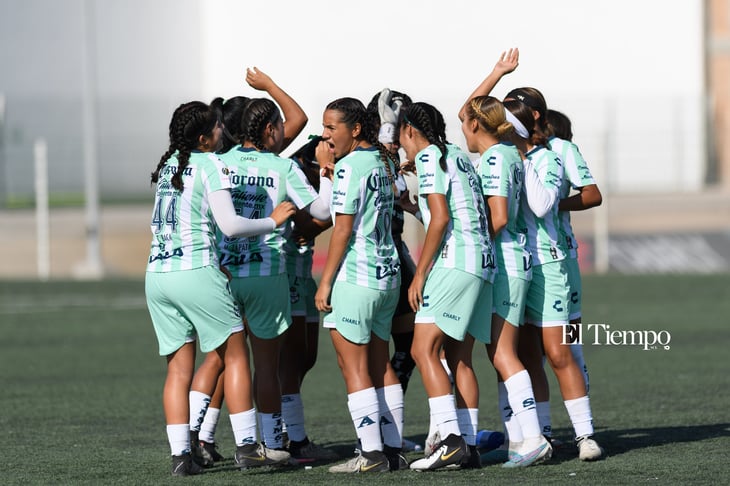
[{"left": 504, "top": 108, "right": 529, "bottom": 139}]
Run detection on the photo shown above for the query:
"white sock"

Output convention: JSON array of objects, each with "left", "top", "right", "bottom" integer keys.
[
  {"left": 348, "top": 388, "right": 382, "bottom": 452},
  {"left": 377, "top": 384, "right": 404, "bottom": 449},
  {"left": 229, "top": 408, "right": 257, "bottom": 446},
  {"left": 565, "top": 395, "right": 594, "bottom": 439},
  {"left": 258, "top": 412, "right": 284, "bottom": 449},
  {"left": 536, "top": 401, "right": 552, "bottom": 437},
  {"left": 281, "top": 393, "right": 306, "bottom": 442},
  {"left": 456, "top": 408, "right": 478, "bottom": 446},
  {"left": 167, "top": 424, "right": 190, "bottom": 456},
  {"left": 504, "top": 370, "right": 542, "bottom": 442},
  {"left": 571, "top": 344, "right": 590, "bottom": 393},
  {"left": 189, "top": 390, "right": 211, "bottom": 433},
  {"left": 498, "top": 381, "right": 523, "bottom": 443},
  {"left": 199, "top": 407, "right": 220, "bottom": 443},
  {"left": 429, "top": 394, "right": 460, "bottom": 439}
]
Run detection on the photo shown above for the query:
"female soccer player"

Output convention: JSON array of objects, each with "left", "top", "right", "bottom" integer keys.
[
  {"left": 546, "top": 108, "right": 603, "bottom": 393},
  {"left": 314, "top": 97, "right": 406, "bottom": 474},
  {"left": 460, "top": 95, "right": 551, "bottom": 467},
  {"left": 145, "top": 100, "right": 295, "bottom": 476},
  {"left": 399, "top": 102, "right": 495, "bottom": 471},
  {"left": 504, "top": 89, "right": 604, "bottom": 461},
  {"left": 191, "top": 68, "right": 311, "bottom": 465},
  {"left": 216, "top": 97, "right": 332, "bottom": 456}
]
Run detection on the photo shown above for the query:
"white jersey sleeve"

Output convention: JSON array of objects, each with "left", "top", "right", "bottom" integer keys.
[{"left": 209, "top": 190, "right": 276, "bottom": 237}]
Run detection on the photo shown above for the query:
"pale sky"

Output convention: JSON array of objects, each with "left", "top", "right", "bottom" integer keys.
[{"left": 199, "top": 0, "right": 705, "bottom": 192}]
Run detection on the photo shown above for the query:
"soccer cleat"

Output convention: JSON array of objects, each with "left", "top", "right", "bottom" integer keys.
[
  {"left": 459, "top": 444, "right": 482, "bottom": 469},
  {"left": 234, "top": 443, "right": 292, "bottom": 469},
  {"left": 409, "top": 433, "right": 466, "bottom": 471},
  {"left": 577, "top": 435, "right": 604, "bottom": 461},
  {"left": 502, "top": 437, "right": 552, "bottom": 468},
  {"left": 199, "top": 440, "right": 225, "bottom": 463},
  {"left": 423, "top": 430, "right": 441, "bottom": 456},
  {"left": 189, "top": 431, "right": 213, "bottom": 468},
  {"left": 191, "top": 441, "right": 214, "bottom": 468},
  {"left": 288, "top": 437, "right": 338, "bottom": 463},
  {"left": 328, "top": 449, "right": 390, "bottom": 473},
  {"left": 171, "top": 452, "right": 204, "bottom": 477},
  {"left": 384, "top": 445, "right": 409, "bottom": 471}
]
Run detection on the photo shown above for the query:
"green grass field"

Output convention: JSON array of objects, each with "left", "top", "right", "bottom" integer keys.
[{"left": 1, "top": 274, "right": 729, "bottom": 485}]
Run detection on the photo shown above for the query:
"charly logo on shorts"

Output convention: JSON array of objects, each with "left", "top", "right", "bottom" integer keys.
[{"left": 562, "top": 323, "right": 671, "bottom": 351}]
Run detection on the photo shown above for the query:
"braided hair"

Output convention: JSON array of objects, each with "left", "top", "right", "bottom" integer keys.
[
  {"left": 465, "top": 96, "right": 514, "bottom": 140},
  {"left": 151, "top": 101, "right": 219, "bottom": 191},
  {"left": 240, "top": 98, "right": 281, "bottom": 151},
  {"left": 400, "top": 102, "right": 449, "bottom": 172},
  {"left": 325, "top": 97, "right": 398, "bottom": 186}
]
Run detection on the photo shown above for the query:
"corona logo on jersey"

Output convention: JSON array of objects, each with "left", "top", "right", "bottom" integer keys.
[{"left": 562, "top": 323, "right": 671, "bottom": 351}]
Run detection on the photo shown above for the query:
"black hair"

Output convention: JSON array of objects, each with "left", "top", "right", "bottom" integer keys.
[
  {"left": 399, "top": 102, "right": 449, "bottom": 171},
  {"left": 505, "top": 87, "right": 550, "bottom": 147},
  {"left": 325, "top": 97, "right": 398, "bottom": 182},
  {"left": 289, "top": 136, "right": 323, "bottom": 190},
  {"left": 239, "top": 98, "right": 282, "bottom": 151},
  {"left": 546, "top": 109, "right": 573, "bottom": 141},
  {"left": 210, "top": 96, "right": 251, "bottom": 153},
  {"left": 151, "top": 101, "right": 218, "bottom": 191}
]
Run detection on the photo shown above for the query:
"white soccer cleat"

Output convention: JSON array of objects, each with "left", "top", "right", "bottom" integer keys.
[
  {"left": 577, "top": 435, "right": 604, "bottom": 461},
  {"left": 502, "top": 436, "right": 552, "bottom": 468},
  {"left": 410, "top": 433, "right": 466, "bottom": 471},
  {"left": 328, "top": 450, "right": 389, "bottom": 473}
]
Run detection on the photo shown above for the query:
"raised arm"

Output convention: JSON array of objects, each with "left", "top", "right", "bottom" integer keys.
[
  {"left": 458, "top": 48, "right": 520, "bottom": 122},
  {"left": 246, "top": 67, "right": 308, "bottom": 151}
]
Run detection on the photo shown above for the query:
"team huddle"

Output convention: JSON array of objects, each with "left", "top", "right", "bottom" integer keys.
[{"left": 144, "top": 48, "right": 605, "bottom": 477}]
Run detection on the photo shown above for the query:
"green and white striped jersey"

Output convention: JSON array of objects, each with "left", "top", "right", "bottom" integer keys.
[
  {"left": 521, "top": 145, "right": 567, "bottom": 265},
  {"left": 549, "top": 136, "right": 597, "bottom": 259},
  {"left": 216, "top": 146, "right": 318, "bottom": 277},
  {"left": 416, "top": 143, "right": 495, "bottom": 282},
  {"left": 330, "top": 147, "right": 400, "bottom": 291},
  {"left": 146, "top": 151, "right": 232, "bottom": 273},
  {"left": 480, "top": 142, "right": 532, "bottom": 279}
]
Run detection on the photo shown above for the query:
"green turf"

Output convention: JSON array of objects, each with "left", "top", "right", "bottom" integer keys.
[{"left": 1, "top": 274, "right": 728, "bottom": 485}]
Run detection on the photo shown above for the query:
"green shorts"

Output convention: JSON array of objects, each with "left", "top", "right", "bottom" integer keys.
[
  {"left": 288, "top": 273, "right": 319, "bottom": 324},
  {"left": 565, "top": 256, "right": 582, "bottom": 320},
  {"left": 230, "top": 273, "right": 292, "bottom": 339},
  {"left": 525, "top": 260, "right": 570, "bottom": 327},
  {"left": 414, "top": 267, "right": 493, "bottom": 343},
  {"left": 145, "top": 266, "right": 241, "bottom": 356},
  {"left": 322, "top": 280, "right": 398, "bottom": 344},
  {"left": 492, "top": 272, "right": 530, "bottom": 327}
]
